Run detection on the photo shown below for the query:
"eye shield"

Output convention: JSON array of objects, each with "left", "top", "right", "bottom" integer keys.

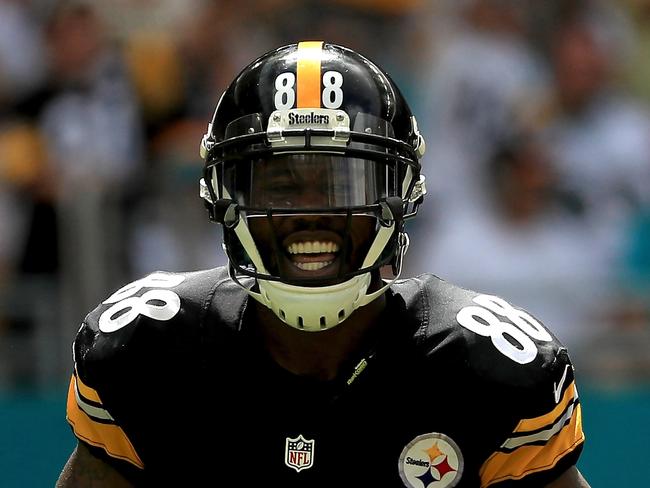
[{"left": 221, "top": 153, "right": 399, "bottom": 211}]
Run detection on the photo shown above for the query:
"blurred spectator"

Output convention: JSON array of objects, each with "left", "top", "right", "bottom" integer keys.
[
  {"left": 405, "top": 0, "right": 551, "bottom": 291},
  {"left": 41, "top": 1, "right": 143, "bottom": 188},
  {"left": 539, "top": 13, "right": 650, "bottom": 284},
  {"left": 38, "top": 1, "right": 144, "bottom": 330},
  {"left": 414, "top": 0, "right": 549, "bottom": 221}
]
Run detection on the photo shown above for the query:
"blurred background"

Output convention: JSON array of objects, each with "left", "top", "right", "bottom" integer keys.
[{"left": 0, "top": 0, "right": 648, "bottom": 486}]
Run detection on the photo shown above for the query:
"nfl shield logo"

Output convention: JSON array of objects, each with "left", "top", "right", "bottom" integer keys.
[{"left": 285, "top": 434, "right": 315, "bottom": 472}]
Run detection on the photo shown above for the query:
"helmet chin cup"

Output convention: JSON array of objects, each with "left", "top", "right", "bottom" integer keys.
[{"left": 253, "top": 273, "right": 372, "bottom": 331}]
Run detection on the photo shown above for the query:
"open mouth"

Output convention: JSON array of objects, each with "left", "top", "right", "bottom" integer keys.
[
  {"left": 281, "top": 230, "right": 344, "bottom": 277},
  {"left": 286, "top": 240, "right": 340, "bottom": 271}
]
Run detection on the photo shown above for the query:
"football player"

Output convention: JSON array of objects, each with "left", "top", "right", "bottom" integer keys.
[{"left": 57, "top": 41, "right": 590, "bottom": 487}]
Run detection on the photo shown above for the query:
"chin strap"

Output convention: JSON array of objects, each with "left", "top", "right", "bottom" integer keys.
[{"left": 357, "top": 231, "right": 409, "bottom": 307}]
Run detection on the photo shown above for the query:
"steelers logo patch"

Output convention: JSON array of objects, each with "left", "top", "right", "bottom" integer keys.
[{"left": 398, "top": 433, "right": 463, "bottom": 488}]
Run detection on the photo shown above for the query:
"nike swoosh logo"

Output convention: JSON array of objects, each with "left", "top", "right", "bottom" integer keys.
[{"left": 553, "top": 364, "right": 570, "bottom": 404}]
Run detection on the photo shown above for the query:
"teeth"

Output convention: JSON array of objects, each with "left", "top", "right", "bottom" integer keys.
[
  {"left": 286, "top": 241, "right": 339, "bottom": 255},
  {"left": 294, "top": 261, "right": 333, "bottom": 271}
]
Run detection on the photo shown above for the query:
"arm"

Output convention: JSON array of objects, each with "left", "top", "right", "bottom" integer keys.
[
  {"left": 545, "top": 466, "right": 591, "bottom": 488},
  {"left": 56, "top": 442, "right": 134, "bottom": 488}
]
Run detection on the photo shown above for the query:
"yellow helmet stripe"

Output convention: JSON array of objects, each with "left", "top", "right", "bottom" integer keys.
[{"left": 296, "top": 41, "right": 323, "bottom": 108}]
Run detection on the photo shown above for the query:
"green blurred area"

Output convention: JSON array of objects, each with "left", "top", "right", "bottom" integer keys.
[
  {"left": 1, "top": 384, "right": 648, "bottom": 487},
  {"left": 1, "top": 387, "right": 74, "bottom": 487}
]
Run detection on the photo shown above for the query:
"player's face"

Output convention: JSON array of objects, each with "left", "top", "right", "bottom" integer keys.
[{"left": 247, "top": 155, "right": 377, "bottom": 283}]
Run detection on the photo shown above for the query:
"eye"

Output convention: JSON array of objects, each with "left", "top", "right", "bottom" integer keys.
[{"left": 255, "top": 177, "right": 295, "bottom": 207}]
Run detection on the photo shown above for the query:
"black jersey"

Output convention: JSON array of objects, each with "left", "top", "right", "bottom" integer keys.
[{"left": 66, "top": 268, "right": 584, "bottom": 487}]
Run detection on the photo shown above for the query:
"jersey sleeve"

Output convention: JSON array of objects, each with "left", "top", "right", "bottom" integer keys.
[
  {"left": 64, "top": 270, "right": 193, "bottom": 474},
  {"left": 391, "top": 275, "right": 587, "bottom": 486},
  {"left": 65, "top": 362, "right": 144, "bottom": 470},
  {"left": 478, "top": 350, "right": 585, "bottom": 487},
  {"left": 63, "top": 268, "right": 231, "bottom": 478}
]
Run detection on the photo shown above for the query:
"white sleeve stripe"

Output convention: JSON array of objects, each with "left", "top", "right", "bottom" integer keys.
[
  {"left": 73, "top": 377, "right": 115, "bottom": 421},
  {"left": 500, "top": 400, "right": 576, "bottom": 450}
]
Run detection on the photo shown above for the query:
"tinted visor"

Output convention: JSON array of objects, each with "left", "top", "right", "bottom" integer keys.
[{"left": 222, "top": 154, "right": 399, "bottom": 210}]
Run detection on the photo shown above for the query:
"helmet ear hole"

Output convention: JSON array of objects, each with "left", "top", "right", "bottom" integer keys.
[
  {"left": 297, "top": 316, "right": 305, "bottom": 329},
  {"left": 279, "top": 309, "right": 286, "bottom": 320},
  {"left": 320, "top": 316, "right": 327, "bottom": 329},
  {"left": 338, "top": 309, "right": 346, "bottom": 320}
]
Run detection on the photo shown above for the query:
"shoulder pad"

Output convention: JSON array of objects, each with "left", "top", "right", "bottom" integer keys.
[
  {"left": 73, "top": 267, "right": 247, "bottom": 383},
  {"left": 391, "top": 274, "right": 577, "bottom": 414}
]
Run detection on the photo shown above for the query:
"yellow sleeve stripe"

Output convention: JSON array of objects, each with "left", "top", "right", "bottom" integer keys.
[
  {"left": 73, "top": 375, "right": 115, "bottom": 421},
  {"left": 66, "top": 376, "right": 145, "bottom": 469},
  {"left": 479, "top": 403, "right": 584, "bottom": 487},
  {"left": 74, "top": 367, "right": 103, "bottom": 404},
  {"left": 296, "top": 41, "right": 323, "bottom": 108},
  {"left": 514, "top": 381, "right": 577, "bottom": 433}
]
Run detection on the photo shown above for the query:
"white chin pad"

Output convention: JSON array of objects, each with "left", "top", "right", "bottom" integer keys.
[{"left": 256, "top": 273, "right": 371, "bottom": 331}]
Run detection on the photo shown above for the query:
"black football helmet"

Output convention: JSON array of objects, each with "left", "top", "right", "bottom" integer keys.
[{"left": 200, "top": 41, "right": 426, "bottom": 331}]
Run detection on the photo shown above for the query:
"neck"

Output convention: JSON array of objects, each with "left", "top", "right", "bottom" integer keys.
[{"left": 253, "top": 293, "right": 386, "bottom": 381}]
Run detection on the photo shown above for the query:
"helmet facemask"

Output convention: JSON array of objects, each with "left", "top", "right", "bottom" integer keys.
[{"left": 216, "top": 152, "right": 401, "bottom": 283}]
